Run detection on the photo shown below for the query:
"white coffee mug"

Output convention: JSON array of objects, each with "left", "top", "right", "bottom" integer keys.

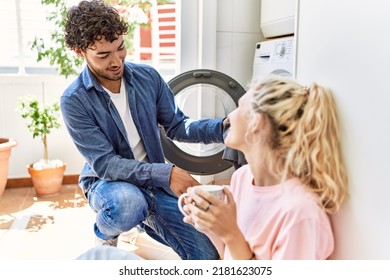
[{"left": 178, "top": 185, "right": 225, "bottom": 229}]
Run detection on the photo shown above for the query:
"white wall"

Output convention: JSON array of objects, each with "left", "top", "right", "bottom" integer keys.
[
  {"left": 216, "top": 0, "right": 263, "bottom": 89},
  {"left": 296, "top": 0, "right": 390, "bottom": 259},
  {"left": 0, "top": 76, "right": 84, "bottom": 178},
  {"left": 181, "top": 0, "right": 263, "bottom": 89}
]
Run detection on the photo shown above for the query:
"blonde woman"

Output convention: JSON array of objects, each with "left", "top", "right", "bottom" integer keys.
[{"left": 182, "top": 75, "right": 348, "bottom": 260}]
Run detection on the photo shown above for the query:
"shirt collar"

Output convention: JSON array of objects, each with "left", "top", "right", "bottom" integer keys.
[{"left": 80, "top": 62, "right": 134, "bottom": 92}]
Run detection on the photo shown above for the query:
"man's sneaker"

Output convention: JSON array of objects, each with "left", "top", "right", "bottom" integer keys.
[
  {"left": 95, "top": 236, "right": 118, "bottom": 247},
  {"left": 119, "top": 227, "right": 144, "bottom": 245}
]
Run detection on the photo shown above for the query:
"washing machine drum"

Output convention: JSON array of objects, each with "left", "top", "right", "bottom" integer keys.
[{"left": 160, "top": 69, "right": 246, "bottom": 175}]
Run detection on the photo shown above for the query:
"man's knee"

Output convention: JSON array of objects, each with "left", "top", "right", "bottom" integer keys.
[{"left": 108, "top": 186, "right": 149, "bottom": 230}]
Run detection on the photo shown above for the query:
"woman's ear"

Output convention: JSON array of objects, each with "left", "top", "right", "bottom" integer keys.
[{"left": 250, "top": 113, "right": 264, "bottom": 134}]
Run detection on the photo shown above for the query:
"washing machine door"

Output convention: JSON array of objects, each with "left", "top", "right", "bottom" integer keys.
[{"left": 160, "top": 69, "right": 246, "bottom": 175}]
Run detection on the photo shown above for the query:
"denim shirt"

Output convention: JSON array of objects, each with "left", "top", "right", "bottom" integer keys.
[{"left": 60, "top": 62, "right": 224, "bottom": 195}]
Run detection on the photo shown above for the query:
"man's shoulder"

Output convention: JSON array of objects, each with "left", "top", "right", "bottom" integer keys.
[
  {"left": 62, "top": 76, "right": 85, "bottom": 98},
  {"left": 124, "top": 61, "right": 159, "bottom": 78},
  {"left": 125, "top": 61, "right": 154, "bottom": 70}
]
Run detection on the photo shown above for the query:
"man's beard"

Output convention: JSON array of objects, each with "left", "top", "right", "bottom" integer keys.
[{"left": 87, "top": 60, "right": 123, "bottom": 81}]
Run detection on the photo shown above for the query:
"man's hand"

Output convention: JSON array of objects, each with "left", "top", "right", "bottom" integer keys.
[
  {"left": 169, "top": 166, "right": 200, "bottom": 197},
  {"left": 222, "top": 116, "right": 230, "bottom": 139},
  {"left": 222, "top": 116, "right": 230, "bottom": 131}
]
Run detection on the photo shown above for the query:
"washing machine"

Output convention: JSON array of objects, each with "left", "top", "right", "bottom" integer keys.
[
  {"left": 159, "top": 69, "right": 246, "bottom": 183},
  {"left": 252, "top": 36, "right": 295, "bottom": 80}
]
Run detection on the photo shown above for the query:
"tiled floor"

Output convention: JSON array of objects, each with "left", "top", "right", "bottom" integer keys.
[{"left": 0, "top": 184, "right": 180, "bottom": 260}]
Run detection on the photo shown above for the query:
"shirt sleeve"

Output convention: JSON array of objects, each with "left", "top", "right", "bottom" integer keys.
[
  {"left": 271, "top": 218, "right": 334, "bottom": 260},
  {"left": 61, "top": 93, "right": 172, "bottom": 190}
]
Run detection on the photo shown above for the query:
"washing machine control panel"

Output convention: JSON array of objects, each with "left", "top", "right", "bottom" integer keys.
[
  {"left": 275, "top": 41, "right": 287, "bottom": 57},
  {"left": 253, "top": 36, "right": 295, "bottom": 80}
]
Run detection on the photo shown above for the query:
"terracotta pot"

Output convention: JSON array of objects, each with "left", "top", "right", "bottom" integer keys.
[
  {"left": 0, "top": 138, "right": 17, "bottom": 197},
  {"left": 28, "top": 163, "right": 66, "bottom": 197}
]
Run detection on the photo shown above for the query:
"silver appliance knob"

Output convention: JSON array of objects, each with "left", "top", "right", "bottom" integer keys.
[{"left": 276, "top": 42, "right": 286, "bottom": 57}]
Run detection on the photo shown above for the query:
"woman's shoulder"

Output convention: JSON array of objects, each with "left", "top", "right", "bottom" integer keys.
[
  {"left": 230, "top": 164, "right": 252, "bottom": 183},
  {"left": 281, "top": 179, "right": 327, "bottom": 219}
]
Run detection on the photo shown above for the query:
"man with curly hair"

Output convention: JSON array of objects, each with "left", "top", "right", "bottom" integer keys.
[{"left": 60, "top": 0, "right": 224, "bottom": 260}]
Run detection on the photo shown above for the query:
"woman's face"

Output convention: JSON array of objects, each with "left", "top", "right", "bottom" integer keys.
[{"left": 224, "top": 90, "right": 253, "bottom": 151}]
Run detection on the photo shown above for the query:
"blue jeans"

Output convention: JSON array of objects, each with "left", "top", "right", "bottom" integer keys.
[
  {"left": 76, "top": 246, "right": 143, "bottom": 260},
  {"left": 81, "top": 178, "right": 219, "bottom": 260}
]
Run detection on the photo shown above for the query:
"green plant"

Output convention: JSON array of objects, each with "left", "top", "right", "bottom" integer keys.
[
  {"left": 32, "top": 0, "right": 164, "bottom": 78},
  {"left": 32, "top": 0, "right": 84, "bottom": 78},
  {"left": 16, "top": 95, "right": 61, "bottom": 164}
]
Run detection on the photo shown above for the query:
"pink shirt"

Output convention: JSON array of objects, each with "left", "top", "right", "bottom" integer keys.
[{"left": 223, "top": 165, "right": 334, "bottom": 260}]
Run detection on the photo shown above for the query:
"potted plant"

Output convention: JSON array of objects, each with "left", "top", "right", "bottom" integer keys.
[
  {"left": 16, "top": 95, "right": 65, "bottom": 197},
  {"left": 0, "top": 138, "right": 17, "bottom": 198}
]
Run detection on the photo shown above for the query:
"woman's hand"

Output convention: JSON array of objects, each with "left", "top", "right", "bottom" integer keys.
[{"left": 182, "top": 186, "right": 241, "bottom": 241}]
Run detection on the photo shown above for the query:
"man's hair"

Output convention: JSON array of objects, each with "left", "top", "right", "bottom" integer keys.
[{"left": 65, "top": 0, "right": 129, "bottom": 51}]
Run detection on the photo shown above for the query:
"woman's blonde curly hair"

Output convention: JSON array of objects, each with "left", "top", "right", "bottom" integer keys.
[{"left": 249, "top": 75, "right": 348, "bottom": 213}]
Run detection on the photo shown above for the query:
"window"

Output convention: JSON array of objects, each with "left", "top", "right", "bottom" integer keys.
[
  {"left": 0, "top": 0, "right": 59, "bottom": 74},
  {"left": 0, "top": 0, "right": 179, "bottom": 79},
  {"left": 130, "top": 0, "right": 179, "bottom": 80}
]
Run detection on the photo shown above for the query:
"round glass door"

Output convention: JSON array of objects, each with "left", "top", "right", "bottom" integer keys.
[{"left": 160, "top": 69, "right": 246, "bottom": 175}]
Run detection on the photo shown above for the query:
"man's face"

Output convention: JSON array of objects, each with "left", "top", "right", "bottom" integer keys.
[{"left": 79, "top": 35, "right": 127, "bottom": 85}]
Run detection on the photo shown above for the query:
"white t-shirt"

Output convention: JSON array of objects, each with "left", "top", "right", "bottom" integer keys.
[{"left": 103, "top": 80, "right": 148, "bottom": 162}]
